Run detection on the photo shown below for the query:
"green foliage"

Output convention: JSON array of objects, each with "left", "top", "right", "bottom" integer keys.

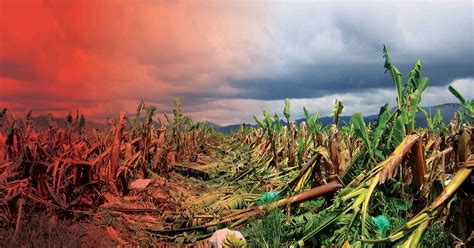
[
  {"left": 332, "top": 99, "right": 344, "bottom": 126},
  {"left": 383, "top": 45, "right": 404, "bottom": 110},
  {"left": 351, "top": 112, "right": 371, "bottom": 153},
  {"left": 341, "top": 153, "right": 369, "bottom": 184},
  {"left": 254, "top": 109, "right": 276, "bottom": 136},
  {"left": 370, "top": 184, "right": 412, "bottom": 236},
  {"left": 406, "top": 77, "right": 429, "bottom": 131},
  {"left": 243, "top": 209, "right": 288, "bottom": 247},
  {"left": 254, "top": 115, "right": 266, "bottom": 129},
  {"left": 291, "top": 208, "right": 340, "bottom": 247},
  {"left": 273, "top": 114, "right": 284, "bottom": 133},
  {"left": 449, "top": 85, "right": 474, "bottom": 119},
  {"left": 263, "top": 109, "right": 273, "bottom": 132},
  {"left": 371, "top": 105, "right": 390, "bottom": 154},
  {"left": 421, "top": 221, "right": 451, "bottom": 248},
  {"left": 419, "top": 107, "right": 434, "bottom": 130},
  {"left": 384, "top": 45, "right": 429, "bottom": 133},
  {"left": 303, "top": 107, "right": 321, "bottom": 133},
  {"left": 284, "top": 98, "right": 291, "bottom": 123},
  {"left": 388, "top": 115, "right": 406, "bottom": 147},
  {"left": 351, "top": 107, "right": 389, "bottom": 162},
  {"left": 420, "top": 107, "right": 446, "bottom": 134},
  {"left": 433, "top": 107, "right": 444, "bottom": 126}
]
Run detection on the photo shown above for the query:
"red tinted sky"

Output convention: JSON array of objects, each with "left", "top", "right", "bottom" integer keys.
[
  {"left": 1, "top": 1, "right": 472, "bottom": 125},
  {"left": 0, "top": 0, "right": 267, "bottom": 122}
]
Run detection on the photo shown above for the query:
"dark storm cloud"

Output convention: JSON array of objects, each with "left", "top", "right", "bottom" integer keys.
[
  {"left": 219, "top": 1, "right": 474, "bottom": 101},
  {"left": 228, "top": 56, "right": 474, "bottom": 100}
]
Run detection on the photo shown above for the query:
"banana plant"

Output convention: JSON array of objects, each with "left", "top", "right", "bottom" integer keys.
[
  {"left": 303, "top": 107, "right": 322, "bottom": 153},
  {"left": 419, "top": 106, "right": 447, "bottom": 134},
  {"left": 332, "top": 99, "right": 344, "bottom": 127},
  {"left": 351, "top": 106, "right": 390, "bottom": 162},
  {"left": 292, "top": 135, "right": 421, "bottom": 247},
  {"left": 284, "top": 98, "right": 291, "bottom": 125},
  {"left": 384, "top": 45, "right": 429, "bottom": 191},
  {"left": 363, "top": 155, "right": 473, "bottom": 247},
  {"left": 127, "top": 100, "right": 145, "bottom": 137},
  {"left": 284, "top": 98, "right": 297, "bottom": 167},
  {"left": 325, "top": 99, "right": 344, "bottom": 175},
  {"left": 273, "top": 114, "right": 284, "bottom": 133},
  {"left": 303, "top": 107, "right": 321, "bottom": 133},
  {"left": 383, "top": 45, "right": 429, "bottom": 139},
  {"left": 254, "top": 109, "right": 281, "bottom": 171}
]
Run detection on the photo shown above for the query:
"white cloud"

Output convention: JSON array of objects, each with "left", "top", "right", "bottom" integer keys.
[
  {"left": 190, "top": 78, "right": 473, "bottom": 125},
  {"left": 421, "top": 78, "right": 474, "bottom": 106}
]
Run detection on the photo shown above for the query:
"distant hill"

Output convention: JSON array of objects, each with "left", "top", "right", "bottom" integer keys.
[
  {"left": 24, "top": 104, "right": 465, "bottom": 134},
  {"left": 216, "top": 104, "right": 465, "bottom": 134}
]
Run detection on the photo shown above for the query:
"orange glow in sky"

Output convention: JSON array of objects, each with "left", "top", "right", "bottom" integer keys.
[
  {"left": 1, "top": 1, "right": 472, "bottom": 125},
  {"left": 0, "top": 0, "right": 266, "bottom": 121}
]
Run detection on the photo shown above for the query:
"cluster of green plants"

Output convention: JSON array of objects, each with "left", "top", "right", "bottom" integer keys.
[
  {"left": 142, "top": 46, "right": 471, "bottom": 246},
  {"left": 212, "top": 46, "right": 472, "bottom": 247}
]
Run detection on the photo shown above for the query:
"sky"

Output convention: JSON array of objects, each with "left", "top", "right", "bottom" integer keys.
[{"left": 0, "top": 0, "right": 473, "bottom": 125}]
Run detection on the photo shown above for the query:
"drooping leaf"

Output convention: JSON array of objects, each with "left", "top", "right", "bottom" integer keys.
[
  {"left": 351, "top": 112, "right": 372, "bottom": 153},
  {"left": 406, "top": 60, "right": 422, "bottom": 89},
  {"left": 418, "top": 106, "right": 433, "bottom": 129},
  {"left": 253, "top": 116, "right": 266, "bottom": 129},
  {"left": 383, "top": 45, "right": 404, "bottom": 110},
  {"left": 448, "top": 84, "right": 473, "bottom": 117}
]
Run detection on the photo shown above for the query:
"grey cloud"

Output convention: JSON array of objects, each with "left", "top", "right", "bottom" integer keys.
[
  {"left": 226, "top": 58, "right": 472, "bottom": 101},
  {"left": 218, "top": 2, "right": 473, "bottom": 102}
]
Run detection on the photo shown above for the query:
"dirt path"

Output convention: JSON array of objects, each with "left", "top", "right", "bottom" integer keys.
[{"left": 85, "top": 155, "right": 240, "bottom": 246}]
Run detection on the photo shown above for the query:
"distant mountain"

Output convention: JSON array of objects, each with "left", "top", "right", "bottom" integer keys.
[
  {"left": 218, "top": 124, "right": 244, "bottom": 134},
  {"left": 25, "top": 104, "right": 465, "bottom": 134},
  {"left": 216, "top": 104, "right": 465, "bottom": 134}
]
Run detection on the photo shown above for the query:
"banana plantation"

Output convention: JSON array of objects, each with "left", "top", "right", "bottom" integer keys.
[{"left": 1, "top": 47, "right": 473, "bottom": 247}]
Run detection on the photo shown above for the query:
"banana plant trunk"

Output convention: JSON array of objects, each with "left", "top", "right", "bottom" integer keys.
[
  {"left": 275, "top": 180, "right": 343, "bottom": 207},
  {"left": 289, "top": 121, "right": 296, "bottom": 168},
  {"left": 412, "top": 139, "right": 427, "bottom": 191},
  {"left": 269, "top": 129, "right": 281, "bottom": 171},
  {"left": 329, "top": 126, "right": 340, "bottom": 175},
  {"left": 109, "top": 111, "right": 125, "bottom": 184}
]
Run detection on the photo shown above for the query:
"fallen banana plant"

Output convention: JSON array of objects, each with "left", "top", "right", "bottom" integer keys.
[
  {"left": 362, "top": 154, "right": 473, "bottom": 246},
  {"left": 292, "top": 134, "right": 421, "bottom": 247},
  {"left": 144, "top": 180, "right": 343, "bottom": 236}
]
